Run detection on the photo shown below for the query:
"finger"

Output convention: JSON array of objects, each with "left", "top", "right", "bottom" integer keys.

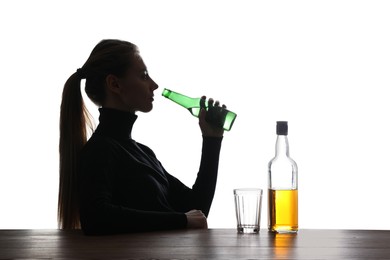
[
  {"left": 200, "top": 96, "right": 206, "bottom": 109},
  {"left": 214, "top": 100, "right": 220, "bottom": 107},
  {"left": 199, "top": 107, "right": 206, "bottom": 121},
  {"left": 222, "top": 104, "right": 226, "bottom": 109},
  {"left": 208, "top": 98, "right": 214, "bottom": 105}
]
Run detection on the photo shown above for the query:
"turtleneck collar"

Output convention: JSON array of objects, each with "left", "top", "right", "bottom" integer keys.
[{"left": 94, "top": 107, "right": 138, "bottom": 140}]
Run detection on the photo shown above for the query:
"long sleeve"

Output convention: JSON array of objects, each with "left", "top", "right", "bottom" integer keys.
[{"left": 166, "top": 136, "right": 223, "bottom": 216}]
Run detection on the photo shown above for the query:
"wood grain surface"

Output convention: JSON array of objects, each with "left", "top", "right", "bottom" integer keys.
[{"left": 1, "top": 229, "right": 389, "bottom": 259}]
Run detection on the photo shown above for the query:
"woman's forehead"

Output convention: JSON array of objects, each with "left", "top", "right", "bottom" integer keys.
[{"left": 133, "top": 55, "right": 146, "bottom": 69}]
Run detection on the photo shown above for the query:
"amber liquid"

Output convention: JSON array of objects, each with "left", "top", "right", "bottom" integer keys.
[{"left": 268, "top": 189, "right": 298, "bottom": 233}]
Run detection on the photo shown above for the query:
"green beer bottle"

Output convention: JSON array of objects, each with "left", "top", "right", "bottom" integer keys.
[{"left": 162, "top": 88, "right": 237, "bottom": 131}]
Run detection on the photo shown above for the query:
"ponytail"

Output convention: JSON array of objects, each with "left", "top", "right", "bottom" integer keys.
[
  {"left": 58, "top": 72, "right": 93, "bottom": 229},
  {"left": 58, "top": 39, "right": 138, "bottom": 230}
]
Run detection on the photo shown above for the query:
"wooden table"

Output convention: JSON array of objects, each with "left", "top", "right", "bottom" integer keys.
[{"left": 1, "top": 229, "right": 390, "bottom": 259}]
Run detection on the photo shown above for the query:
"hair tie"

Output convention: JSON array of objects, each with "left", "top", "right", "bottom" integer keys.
[{"left": 76, "top": 68, "right": 86, "bottom": 79}]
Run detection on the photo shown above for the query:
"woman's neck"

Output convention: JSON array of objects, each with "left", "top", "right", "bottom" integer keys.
[{"left": 94, "top": 107, "right": 138, "bottom": 140}]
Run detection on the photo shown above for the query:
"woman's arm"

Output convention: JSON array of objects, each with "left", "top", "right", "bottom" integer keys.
[
  {"left": 165, "top": 136, "right": 223, "bottom": 217},
  {"left": 166, "top": 99, "right": 226, "bottom": 216}
]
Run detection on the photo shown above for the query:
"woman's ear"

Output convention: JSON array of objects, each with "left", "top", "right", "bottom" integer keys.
[{"left": 105, "top": 74, "right": 121, "bottom": 94}]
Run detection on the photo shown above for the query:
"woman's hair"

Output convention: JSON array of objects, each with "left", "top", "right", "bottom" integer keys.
[{"left": 58, "top": 39, "right": 139, "bottom": 229}]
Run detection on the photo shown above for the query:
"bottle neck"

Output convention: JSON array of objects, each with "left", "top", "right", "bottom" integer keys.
[
  {"left": 162, "top": 89, "right": 200, "bottom": 109},
  {"left": 275, "top": 135, "right": 290, "bottom": 157}
]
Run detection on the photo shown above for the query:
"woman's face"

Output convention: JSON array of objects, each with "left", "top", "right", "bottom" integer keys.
[{"left": 107, "top": 55, "right": 159, "bottom": 113}]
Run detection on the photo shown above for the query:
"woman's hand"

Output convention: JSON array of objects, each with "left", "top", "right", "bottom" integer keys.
[
  {"left": 185, "top": 209, "right": 208, "bottom": 229},
  {"left": 199, "top": 96, "right": 225, "bottom": 138}
]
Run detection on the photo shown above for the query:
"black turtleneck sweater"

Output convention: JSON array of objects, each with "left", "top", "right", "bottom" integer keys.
[{"left": 78, "top": 108, "right": 223, "bottom": 235}]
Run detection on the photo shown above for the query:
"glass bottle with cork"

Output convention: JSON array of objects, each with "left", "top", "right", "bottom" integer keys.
[{"left": 268, "top": 121, "right": 298, "bottom": 233}]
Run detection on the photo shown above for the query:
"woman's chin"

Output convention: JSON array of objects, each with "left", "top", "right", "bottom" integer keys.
[{"left": 139, "top": 104, "right": 153, "bottom": 113}]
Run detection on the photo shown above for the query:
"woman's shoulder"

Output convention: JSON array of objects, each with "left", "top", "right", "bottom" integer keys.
[
  {"left": 83, "top": 133, "right": 115, "bottom": 149},
  {"left": 81, "top": 134, "right": 122, "bottom": 159}
]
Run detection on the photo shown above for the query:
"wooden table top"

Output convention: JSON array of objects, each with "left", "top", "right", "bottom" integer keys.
[{"left": 1, "top": 229, "right": 390, "bottom": 259}]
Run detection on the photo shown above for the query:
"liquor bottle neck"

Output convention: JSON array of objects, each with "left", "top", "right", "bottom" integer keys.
[{"left": 275, "top": 135, "right": 290, "bottom": 157}]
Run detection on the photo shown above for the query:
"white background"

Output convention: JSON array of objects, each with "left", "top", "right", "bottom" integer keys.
[{"left": 1, "top": 0, "right": 389, "bottom": 230}]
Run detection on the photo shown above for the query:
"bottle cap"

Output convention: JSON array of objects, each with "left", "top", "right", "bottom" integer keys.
[{"left": 276, "top": 121, "right": 288, "bottom": 135}]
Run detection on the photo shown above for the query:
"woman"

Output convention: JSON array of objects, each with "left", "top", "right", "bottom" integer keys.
[{"left": 58, "top": 39, "right": 226, "bottom": 235}]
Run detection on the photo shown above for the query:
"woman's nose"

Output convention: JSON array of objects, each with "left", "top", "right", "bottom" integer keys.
[{"left": 151, "top": 78, "right": 158, "bottom": 90}]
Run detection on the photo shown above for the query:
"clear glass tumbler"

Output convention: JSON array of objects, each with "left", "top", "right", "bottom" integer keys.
[{"left": 234, "top": 188, "right": 263, "bottom": 234}]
